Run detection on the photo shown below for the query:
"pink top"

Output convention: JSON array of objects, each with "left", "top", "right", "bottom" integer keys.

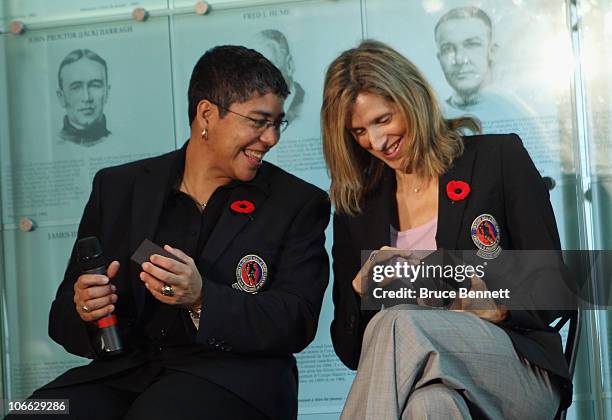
[{"left": 390, "top": 217, "right": 438, "bottom": 251}]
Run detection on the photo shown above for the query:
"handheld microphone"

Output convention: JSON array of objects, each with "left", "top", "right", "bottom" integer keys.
[{"left": 77, "top": 236, "right": 123, "bottom": 355}]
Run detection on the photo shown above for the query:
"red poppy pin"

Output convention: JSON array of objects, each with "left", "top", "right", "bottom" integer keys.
[
  {"left": 446, "top": 180, "right": 471, "bottom": 202},
  {"left": 230, "top": 200, "right": 256, "bottom": 215}
]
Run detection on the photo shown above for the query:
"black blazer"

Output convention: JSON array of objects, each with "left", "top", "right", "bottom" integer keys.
[
  {"left": 45, "top": 146, "right": 330, "bottom": 420},
  {"left": 330, "top": 134, "right": 574, "bottom": 410}
]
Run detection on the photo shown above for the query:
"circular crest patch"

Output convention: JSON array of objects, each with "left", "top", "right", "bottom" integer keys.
[
  {"left": 234, "top": 254, "right": 268, "bottom": 293},
  {"left": 470, "top": 214, "right": 501, "bottom": 259}
]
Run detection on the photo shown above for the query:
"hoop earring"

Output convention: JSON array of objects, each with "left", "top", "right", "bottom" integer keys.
[{"left": 201, "top": 128, "right": 208, "bottom": 140}]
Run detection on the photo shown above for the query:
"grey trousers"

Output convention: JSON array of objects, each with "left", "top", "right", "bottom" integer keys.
[{"left": 341, "top": 305, "right": 560, "bottom": 420}]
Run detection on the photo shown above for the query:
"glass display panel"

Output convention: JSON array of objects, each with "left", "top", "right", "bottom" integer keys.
[
  {"left": 1, "top": 17, "right": 176, "bottom": 227},
  {"left": 3, "top": 0, "right": 168, "bottom": 25},
  {"left": 172, "top": 0, "right": 362, "bottom": 414},
  {"left": 2, "top": 224, "right": 87, "bottom": 399},
  {"left": 365, "top": 0, "right": 578, "bottom": 247},
  {"left": 0, "top": 1, "right": 610, "bottom": 418},
  {"left": 578, "top": 1, "right": 612, "bottom": 412}
]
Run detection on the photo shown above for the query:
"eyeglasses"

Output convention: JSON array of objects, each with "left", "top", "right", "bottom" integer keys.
[{"left": 211, "top": 101, "right": 289, "bottom": 133}]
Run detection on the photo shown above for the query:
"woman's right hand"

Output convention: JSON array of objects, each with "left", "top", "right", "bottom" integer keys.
[
  {"left": 351, "top": 246, "right": 413, "bottom": 296},
  {"left": 74, "top": 261, "right": 120, "bottom": 322}
]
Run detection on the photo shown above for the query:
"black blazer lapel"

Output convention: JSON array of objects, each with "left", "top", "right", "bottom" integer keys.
[
  {"left": 128, "top": 150, "right": 182, "bottom": 314},
  {"left": 201, "top": 174, "right": 270, "bottom": 275},
  {"left": 358, "top": 169, "right": 395, "bottom": 251},
  {"left": 436, "top": 147, "right": 477, "bottom": 249}
]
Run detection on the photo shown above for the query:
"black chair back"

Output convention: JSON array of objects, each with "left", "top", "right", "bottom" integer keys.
[{"left": 553, "top": 310, "right": 581, "bottom": 420}]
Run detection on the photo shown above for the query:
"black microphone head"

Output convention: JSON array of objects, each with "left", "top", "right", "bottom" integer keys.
[
  {"left": 77, "top": 236, "right": 105, "bottom": 272},
  {"left": 542, "top": 176, "right": 556, "bottom": 191}
]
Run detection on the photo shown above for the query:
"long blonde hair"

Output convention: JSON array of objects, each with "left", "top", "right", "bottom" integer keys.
[{"left": 321, "top": 40, "right": 479, "bottom": 216}]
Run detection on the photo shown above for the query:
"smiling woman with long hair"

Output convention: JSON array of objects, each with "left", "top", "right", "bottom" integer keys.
[{"left": 322, "top": 40, "right": 572, "bottom": 419}]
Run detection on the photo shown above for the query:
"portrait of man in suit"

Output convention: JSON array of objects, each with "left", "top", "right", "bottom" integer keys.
[
  {"left": 254, "top": 29, "right": 305, "bottom": 123},
  {"left": 434, "top": 6, "right": 533, "bottom": 121},
  {"left": 434, "top": 6, "right": 497, "bottom": 111},
  {"left": 56, "top": 49, "right": 111, "bottom": 147}
]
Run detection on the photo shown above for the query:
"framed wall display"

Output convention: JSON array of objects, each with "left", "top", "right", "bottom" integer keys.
[
  {"left": 2, "top": 224, "right": 87, "bottom": 399},
  {"left": 365, "top": 0, "right": 579, "bottom": 247},
  {"left": 2, "top": 1, "right": 610, "bottom": 419},
  {"left": 172, "top": 0, "right": 362, "bottom": 191},
  {"left": 171, "top": 0, "right": 362, "bottom": 414},
  {"left": 1, "top": 17, "right": 176, "bottom": 228}
]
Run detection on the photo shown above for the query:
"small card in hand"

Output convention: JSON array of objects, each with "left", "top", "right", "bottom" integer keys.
[{"left": 131, "top": 239, "right": 184, "bottom": 266}]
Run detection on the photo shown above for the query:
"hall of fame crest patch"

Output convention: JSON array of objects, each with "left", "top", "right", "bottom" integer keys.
[
  {"left": 232, "top": 254, "right": 268, "bottom": 294},
  {"left": 471, "top": 214, "right": 502, "bottom": 259}
]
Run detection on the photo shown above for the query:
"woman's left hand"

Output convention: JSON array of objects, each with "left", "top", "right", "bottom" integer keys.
[
  {"left": 351, "top": 246, "right": 414, "bottom": 296},
  {"left": 449, "top": 275, "right": 508, "bottom": 324},
  {"left": 140, "top": 245, "right": 202, "bottom": 308}
]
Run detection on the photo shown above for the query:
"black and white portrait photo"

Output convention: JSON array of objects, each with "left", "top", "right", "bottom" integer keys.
[
  {"left": 253, "top": 29, "right": 305, "bottom": 123},
  {"left": 56, "top": 49, "right": 111, "bottom": 146},
  {"left": 434, "top": 6, "right": 528, "bottom": 118}
]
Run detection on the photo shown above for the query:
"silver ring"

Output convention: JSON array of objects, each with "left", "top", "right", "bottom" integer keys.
[
  {"left": 161, "top": 284, "right": 175, "bottom": 297},
  {"left": 81, "top": 304, "right": 90, "bottom": 313}
]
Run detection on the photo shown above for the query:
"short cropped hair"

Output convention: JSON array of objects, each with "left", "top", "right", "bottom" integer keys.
[
  {"left": 434, "top": 6, "right": 493, "bottom": 42},
  {"left": 187, "top": 45, "right": 289, "bottom": 125},
  {"left": 57, "top": 49, "right": 108, "bottom": 90}
]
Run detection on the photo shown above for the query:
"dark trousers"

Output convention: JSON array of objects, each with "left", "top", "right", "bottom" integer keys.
[{"left": 5, "top": 370, "right": 269, "bottom": 420}]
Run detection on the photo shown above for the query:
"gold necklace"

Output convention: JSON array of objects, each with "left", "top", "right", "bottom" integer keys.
[
  {"left": 181, "top": 177, "right": 207, "bottom": 210},
  {"left": 397, "top": 173, "right": 428, "bottom": 194}
]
